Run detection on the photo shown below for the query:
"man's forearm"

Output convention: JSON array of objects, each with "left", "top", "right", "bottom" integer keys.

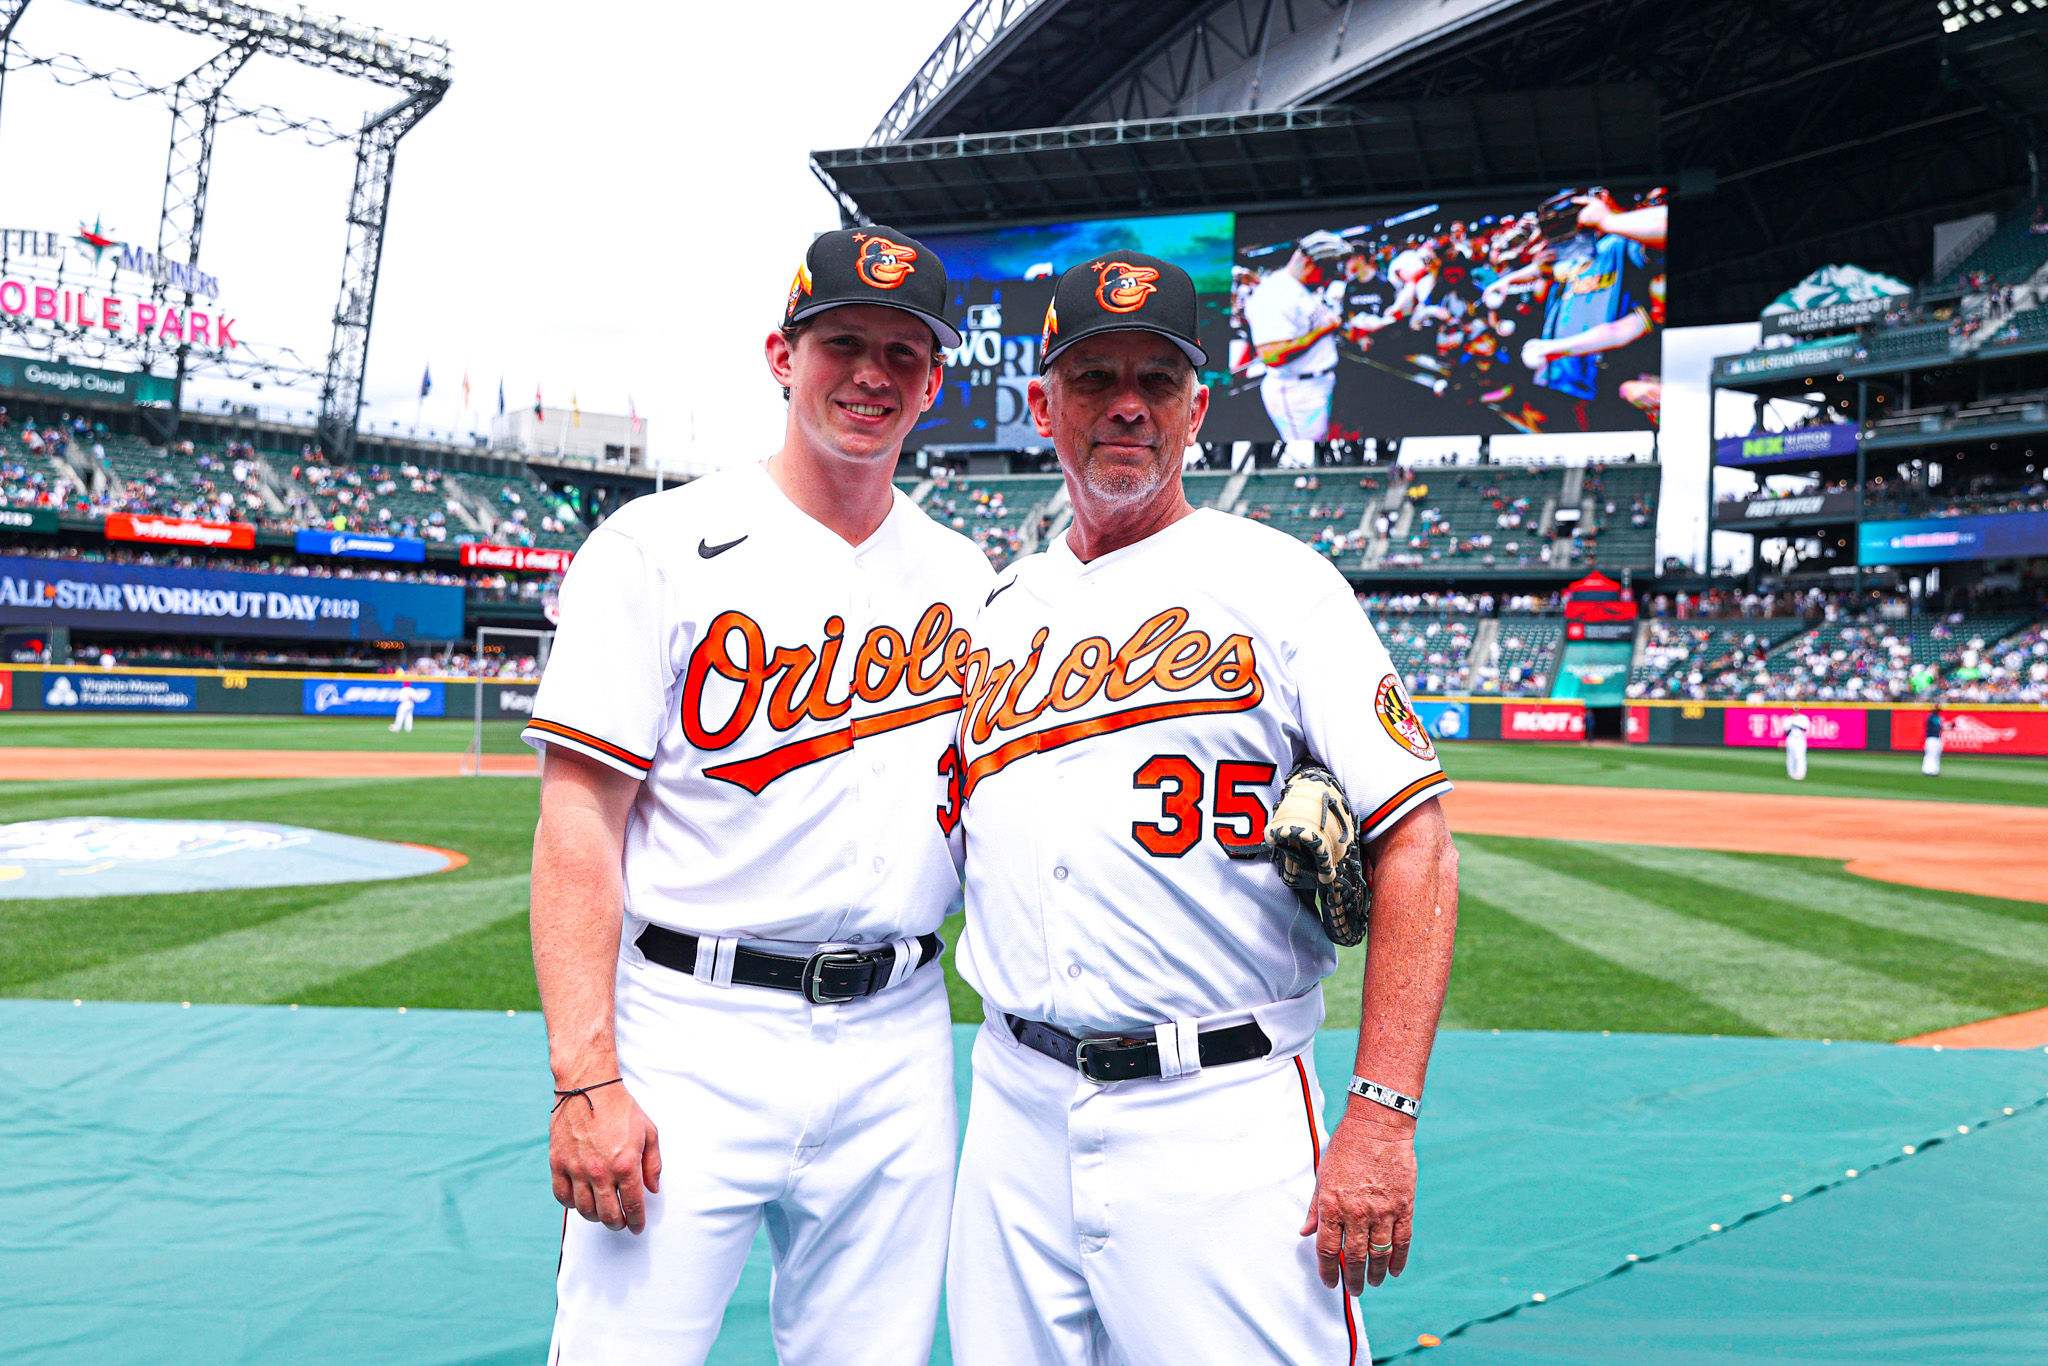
[
  {"left": 1347, "top": 800, "right": 1459, "bottom": 1119},
  {"left": 1548, "top": 309, "right": 1652, "bottom": 359},
  {"left": 532, "top": 797, "right": 630, "bottom": 1084}
]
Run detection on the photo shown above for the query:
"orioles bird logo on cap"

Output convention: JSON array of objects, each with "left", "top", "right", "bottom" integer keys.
[
  {"left": 1040, "top": 299, "right": 1059, "bottom": 358},
  {"left": 785, "top": 261, "right": 813, "bottom": 319},
  {"left": 1092, "top": 260, "right": 1159, "bottom": 313},
  {"left": 851, "top": 233, "right": 917, "bottom": 289}
]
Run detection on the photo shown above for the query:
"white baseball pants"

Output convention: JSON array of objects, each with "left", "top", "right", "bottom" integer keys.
[
  {"left": 1923, "top": 737, "right": 1943, "bottom": 776},
  {"left": 1260, "top": 370, "right": 1335, "bottom": 442},
  {"left": 549, "top": 943, "right": 957, "bottom": 1366},
  {"left": 946, "top": 1013, "right": 1362, "bottom": 1366},
  {"left": 1785, "top": 735, "right": 1806, "bottom": 781}
]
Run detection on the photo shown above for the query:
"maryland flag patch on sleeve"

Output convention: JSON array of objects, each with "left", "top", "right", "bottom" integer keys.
[{"left": 1375, "top": 673, "right": 1436, "bottom": 760}]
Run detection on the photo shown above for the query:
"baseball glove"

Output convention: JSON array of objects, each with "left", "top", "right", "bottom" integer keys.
[{"left": 1265, "top": 760, "right": 1372, "bottom": 946}]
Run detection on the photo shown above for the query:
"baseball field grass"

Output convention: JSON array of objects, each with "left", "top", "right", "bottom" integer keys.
[
  {"left": 2, "top": 735, "right": 2044, "bottom": 1042},
  {"left": 0, "top": 713, "right": 533, "bottom": 752}
]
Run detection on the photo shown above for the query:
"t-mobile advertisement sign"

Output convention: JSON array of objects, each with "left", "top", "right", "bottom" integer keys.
[
  {"left": 1723, "top": 706, "right": 1867, "bottom": 748},
  {"left": 1501, "top": 701, "right": 1585, "bottom": 740}
]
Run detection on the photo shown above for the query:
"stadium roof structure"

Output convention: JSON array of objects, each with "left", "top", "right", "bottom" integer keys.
[{"left": 815, "top": 0, "right": 2048, "bottom": 327}]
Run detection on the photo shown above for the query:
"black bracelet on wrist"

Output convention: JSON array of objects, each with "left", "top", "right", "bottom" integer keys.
[{"left": 551, "top": 1077, "right": 622, "bottom": 1114}]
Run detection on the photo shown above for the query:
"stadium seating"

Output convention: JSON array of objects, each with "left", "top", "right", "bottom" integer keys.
[
  {"left": 1392, "top": 466, "right": 1565, "bottom": 570},
  {"left": 1719, "top": 613, "right": 2038, "bottom": 701},
  {"left": 1379, "top": 615, "right": 1478, "bottom": 694},
  {"left": 1235, "top": 470, "right": 1370, "bottom": 563},
  {"left": 449, "top": 472, "right": 586, "bottom": 549},
  {"left": 1861, "top": 323, "right": 1953, "bottom": 365},
  {"left": 1949, "top": 620, "right": 2048, "bottom": 702},
  {"left": 917, "top": 472, "right": 1065, "bottom": 568},
  {"left": 1581, "top": 463, "right": 1659, "bottom": 571},
  {"left": 1627, "top": 619, "right": 1808, "bottom": 700},
  {"left": 1473, "top": 616, "right": 1563, "bottom": 696},
  {"left": 95, "top": 434, "right": 277, "bottom": 527},
  {"left": 1933, "top": 197, "right": 2048, "bottom": 290}
]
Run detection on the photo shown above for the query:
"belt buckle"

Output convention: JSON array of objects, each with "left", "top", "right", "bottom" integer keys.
[
  {"left": 1073, "top": 1037, "right": 1133, "bottom": 1085},
  {"left": 802, "top": 949, "right": 872, "bottom": 1005}
]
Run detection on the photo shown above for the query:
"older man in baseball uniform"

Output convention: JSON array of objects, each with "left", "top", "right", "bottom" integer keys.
[
  {"left": 525, "top": 226, "right": 992, "bottom": 1365},
  {"left": 946, "top": 253, "right": 1461, "bottom": 1366},
  {"left": 1784, "top": 712, "right": 1809, "bottom": 781},
  {"left": 1243, "top": 231, "right": 1357, "bottom": 442}
]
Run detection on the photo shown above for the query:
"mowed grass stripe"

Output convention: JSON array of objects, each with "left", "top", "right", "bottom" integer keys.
[
  {"left": 1590, "top": 843, "right": 2048, "bottom": 955},
  {"left": 1519, "top": 840, "right": 2048, "bottom": 1022},
  {"left": 0, "top": 778, "right": 412, "bottom": 821},
  {"left": 16, "top": 872, "right": 529, "bottom": 1005},
  {"left": 1457, "top": 837, "right": 1986, "bottom": 1039}
]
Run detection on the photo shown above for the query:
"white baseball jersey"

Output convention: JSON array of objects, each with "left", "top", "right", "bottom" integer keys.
[
  {"left": 523, "top": 462, "right": 994, "bottom": 943},
  {"left": 953, "top": 509, "right": 1452, "bottom": 1037},
  {"left": 1244, "top": 270, "right": 1337, "bottom": 378}
]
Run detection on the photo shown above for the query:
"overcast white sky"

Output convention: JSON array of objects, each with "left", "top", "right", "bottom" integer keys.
[{"left": 0, "top": 0, "right": 1749, "bottom": 567}]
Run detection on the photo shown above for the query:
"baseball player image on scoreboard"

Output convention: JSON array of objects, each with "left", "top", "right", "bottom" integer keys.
[
  {"left": 523, "top": 226, "right": 993, "bottom": 1365},
  {"left": 946, "top": 252, "right": 1462, "bottom": 1366},
  {"left": 1242, "top": 231, "right": 1383, "bottom": 442}
]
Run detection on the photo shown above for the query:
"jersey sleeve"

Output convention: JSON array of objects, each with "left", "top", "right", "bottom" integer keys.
[
  {"left": 1243, "top": 283, "right": 1293, "bottom": 346},
  {"left": 1290, "top": 586, "right": 1453, "bottom": 840},
  {"left": 521, "top": 527, "right": 673, "bottom": 779}
]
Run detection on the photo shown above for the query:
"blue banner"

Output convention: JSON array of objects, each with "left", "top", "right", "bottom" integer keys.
[
  {"left": 1412, "top": 700, "right": 1471, "bottom": 741},
  {"left": 1714, "top": 424, "right": 1859, "bottom": 467},
  {"left": 0, "top": 555, "right": 462, "bottom": 641},
  {"left": 301, "top": 678, "right": 447, "bottom": 717},
  {"left": 1858, "top": 511, "right": 2048, "bottom": 565},
  {"left": 39, "top": 672, "right": 195, "bottom": 711},
  {"left": 294, "top": 531, "right": 427, "bottom": 563}
]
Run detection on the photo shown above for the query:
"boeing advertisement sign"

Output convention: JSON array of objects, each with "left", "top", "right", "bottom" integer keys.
[{"left": 294, "top": 531, "right": 428, "bottom": 563}]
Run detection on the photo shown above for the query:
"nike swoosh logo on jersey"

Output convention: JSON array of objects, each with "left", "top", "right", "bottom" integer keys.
[
  {"left": 986, "top": 579, "right": 1016, "bottom": 607},
  {"left": 699, "top": 535, "right": 747, "bottom": 559}
]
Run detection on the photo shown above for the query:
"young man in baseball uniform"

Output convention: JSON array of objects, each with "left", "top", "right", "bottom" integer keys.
[
  {"left": 525, "top": 226, "right": 992, "bottom": 1365},
  {"left": 946, "top": 253, "right": 1461, "bottom": 1366},
  {"left": 1923, "top": 705, "right": 1944, "bottom": 776},
  {"left": 1243, "top": 232, "right": 1355, "bottom": 442}
]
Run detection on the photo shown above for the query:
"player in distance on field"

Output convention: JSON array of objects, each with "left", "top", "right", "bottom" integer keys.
[
  {"left": 944, "top": 252, "right": 1461, "bottom": 1366},
  {"left": 524, "top": 226, "right": 992, "bottom": 1365}
]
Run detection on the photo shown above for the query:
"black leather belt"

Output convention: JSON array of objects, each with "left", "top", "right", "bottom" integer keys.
[
  {"left": 636, "top": 924, "right": 941, "bottom": 1005},
  {"left": 1005, "top": 1013, "right": 1271, "bottom": 1084}
]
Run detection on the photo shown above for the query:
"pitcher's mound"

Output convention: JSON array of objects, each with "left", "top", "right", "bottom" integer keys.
[{"left": 0, "top": 818, "right": 463, "bottom": 898}]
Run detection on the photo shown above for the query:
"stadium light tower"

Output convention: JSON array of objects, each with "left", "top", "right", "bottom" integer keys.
[{"left": 3, "top": 0, "right": 449, "bottom": 460}]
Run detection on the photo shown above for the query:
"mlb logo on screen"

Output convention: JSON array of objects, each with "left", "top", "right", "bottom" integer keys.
[{"left": 45, "top": 676, "right": 77, "bottom": 707}]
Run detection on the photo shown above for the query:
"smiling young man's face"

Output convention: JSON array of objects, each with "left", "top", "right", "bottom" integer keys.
[{"left": 769, "top": 303, "right": 943, "bottom": 465}]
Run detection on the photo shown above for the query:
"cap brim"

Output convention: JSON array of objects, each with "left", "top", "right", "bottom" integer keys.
[
  {"left": 1042, "top": 323, "right": 1207, "bottom": 370},
  {"left": 786, "top": 298, "right": 963, "bottom": 350}
]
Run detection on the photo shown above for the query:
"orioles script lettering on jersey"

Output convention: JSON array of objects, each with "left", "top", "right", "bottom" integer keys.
[
  {"left": 941, "top": 606, "right": 1264, "bottom": 829},
  {"left": 684, "top": 600, "right": 975, "bottom": 794}
]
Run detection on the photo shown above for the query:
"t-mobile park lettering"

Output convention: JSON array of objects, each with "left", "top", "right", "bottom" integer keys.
[{"left": 0, "top": 279, "right": 235, "bottom": 348}]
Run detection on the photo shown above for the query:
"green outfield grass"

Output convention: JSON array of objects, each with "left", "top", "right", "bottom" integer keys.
[
  {"left": 2, "top": 742, "right": 2045, "bottom": 1039},
  {"left": 0, "top": 713, "right": 533, "bottom": 753},
  {"left": 1436, "top": 739, "right": 2048, "bottom": 807}
]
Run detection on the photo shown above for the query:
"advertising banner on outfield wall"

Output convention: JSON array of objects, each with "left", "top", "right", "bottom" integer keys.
[
  {"left": 39, "top": 671, "right": 194, "bottom": 710},
  {"left": 105, "top": 512, "right": 256, "bottom": 550},
  {"left": 458, "top": 544, "right": 572, "bottom": 573},
  {"left": 301, "top": 678, "right": 446, "bottom": 717},
  {"left": 0, "top": 554, "right": 462, "bottom": 641},
  {"left": 1411, "top": 700, "right": 1470, "bottom": 741},
  {"left": 294, "top": 530, "right": 427, "bottom": 563},
  {"left": 0, "top": 508, "right": 56, "bottom": 535},
  {"left": 1501, "top": 701, "right": 1585, "bottom": 740},
  {"left": 1889, "top": 708, "right": 2048, "bottom": 756},
  {"left": 0, "top": 671, "right": 10, "bottom": 710},
  {"left": 1724, "top": 706, "right": 1867, "bottom": 748}
]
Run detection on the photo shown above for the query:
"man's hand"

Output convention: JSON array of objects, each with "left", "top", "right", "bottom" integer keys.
[
  {"left": 1300, "top": 1110, "right": 1417, "bottom": 1292},
  {"left": 1520, "top": 337, "right": 1556, "bottom": 371},
  {"left": 550, "top": 1078, "right": 663, "bottom": 1234}
]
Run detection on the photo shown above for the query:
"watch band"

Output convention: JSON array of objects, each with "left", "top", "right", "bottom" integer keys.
[{"left": 1348, "top": 1076, "right": 1420, "bottom": 1118}]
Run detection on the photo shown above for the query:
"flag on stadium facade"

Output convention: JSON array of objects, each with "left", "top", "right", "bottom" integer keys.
[
  {"left": 534, "top": 384, "right": 544, "bottom": 423},
  {"left": 572, "top": 391, "right": 580, "bottom": 426},
  {"left": 462, "top": 370, "right": 471, "bottom": 410},
  {"left": 497, "top": 378, "right": 505, "bottom": 416},
  {"left": 419, "top": 364, "right": 432, "bottom": 399},
  {"left": 629, "top": 396, "right": 641, "bottom": 433}
]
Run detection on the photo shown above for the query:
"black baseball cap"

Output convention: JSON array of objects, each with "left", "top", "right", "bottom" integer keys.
[
  {"left": 783, "top": 226, "right": 962, "bottom": 349},
  {"left": 1039, "top": 251, "right": 1207, "bottom": 369}
]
